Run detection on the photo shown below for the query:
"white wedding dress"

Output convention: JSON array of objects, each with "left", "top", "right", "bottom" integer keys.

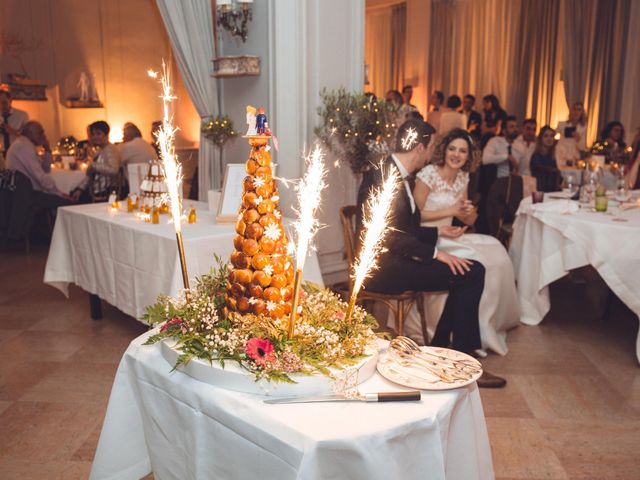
[{"left": 406, "top": 164, "right": 520, "bottom": 355}]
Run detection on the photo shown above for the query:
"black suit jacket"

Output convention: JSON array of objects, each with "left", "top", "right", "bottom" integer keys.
[
  {"left": 356, "top": 156, "right": 438, "bottom": 265},
  {"left": 467, "top": 110, "right": 483, "bottom": 140}
]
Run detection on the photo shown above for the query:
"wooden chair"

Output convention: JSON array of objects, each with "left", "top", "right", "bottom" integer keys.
[
  {"left": 485, "top": 175, "right": 523, "bottom": 249},
  {"left": 339, "top": 205, "right": 429, "bottom": 342}
]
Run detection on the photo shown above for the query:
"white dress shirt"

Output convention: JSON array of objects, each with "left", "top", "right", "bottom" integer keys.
[
  {"left": 0, "top": 107, "right": 29, "bottom": 151},
  {"left": 391, "top": 154, "right": 438, "bottom": 258},
  {"left": 118, "top": 137, "right": 157, "bottom": 179},
  {"left": 6, "top": 136, "right": 64, "bottom": 196},
  {"left": 513, "top": 135, "right": 536, "bottom": 175},
  {"left": 482, "top": 136, "right": 523, "bottom": 178}
]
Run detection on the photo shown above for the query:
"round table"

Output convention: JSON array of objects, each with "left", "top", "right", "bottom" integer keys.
[
  {"left": 509, "top": 193, "right": 640, "bottom": 363},
  {"left": 50, "top": 168, "right": 86, "bottom": 194}
]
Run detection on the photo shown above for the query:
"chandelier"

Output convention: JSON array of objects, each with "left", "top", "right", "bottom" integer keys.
[{"left": 215, "top": 0, "right": 253, "bottom": 43}]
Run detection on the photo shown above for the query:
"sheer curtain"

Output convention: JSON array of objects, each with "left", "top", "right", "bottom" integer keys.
[
  {"left": 156, "top": 0, "right": 218, "bottom": 200},
  {"left": 389, "top": 4, "right": 406, "bottom": 92}
]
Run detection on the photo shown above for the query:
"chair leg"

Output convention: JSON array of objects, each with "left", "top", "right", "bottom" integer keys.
[
  {"left": 602, "top": 288, "right": 615, "bottom": 322},
  {"left": 417, "top": 293, "right": 429, "bottom": 346},
  {"left": 89, "top": 294, "right": 103, "bottom": 320}
]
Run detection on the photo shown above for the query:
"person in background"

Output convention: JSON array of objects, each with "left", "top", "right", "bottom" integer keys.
[
  {"left": 427, "top": 90, "right": 445, "bottom": 132},
  {"left": 599, "top": 121, "right": 626, "bottom": 150},
  {"left": 557, "top": 101, "right": 587, "bottom": 151},
  {"left": 624, "top": 130, "right": 640, "bottom": 190},
  {"left": 480, "top": 94, "right": 507, "bottom": 149},
  {"left": 530, "top": 125, "right": 560, "bottom": 191},
  {"left": 439, "top": 95, "right": 467, "bottom": 135},
  {"left": 387, "top": 89, "right": 414, "bottom": 125},
  {"left": 5, "top": 121, "right": 74, "bottom": 208},
  {"left": 0, "top": 90, "right": 29, "bottom": 155},
  {"left": 482, "top": 115, "right": 522, "bottom": 179},
  {"left": 513, "top": 118, "right": 537, "bottom": 175},
  {"left": 73, "top": 121, "right": 121, "bottom": 202},
  {"left": 151, "top": 120, "right": 163, "bottom": 156},
  {"left": 119, "top": 122, "right": 157, "bottom": 180},
  {"left": 402, "top": 85, "right": 417, "bottom": 110},
  {"left": 462, "top": 94, "right": 483, "bottom": 143}
]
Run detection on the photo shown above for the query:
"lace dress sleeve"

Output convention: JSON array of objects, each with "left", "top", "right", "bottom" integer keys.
[{"left": 416, "top": 164, "right": 437, "bottom": 190}]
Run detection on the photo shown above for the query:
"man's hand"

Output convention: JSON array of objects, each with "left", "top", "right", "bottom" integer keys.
[
  {"left": 438, "top": 225, "right": 467, "bottom": 239},
  {"left": 436, "top": 250, "right": 472, "bottom": 275},
  {"left": 507, "top": 154, "right": 519, "bottom": 174}
]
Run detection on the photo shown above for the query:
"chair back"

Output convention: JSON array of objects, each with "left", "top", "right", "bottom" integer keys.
[
  {"left": 0, "top": 170, "right": 36, "bottom": 239},
  {"left": 485, "top": 175, "right": 523, "bottom": 237},
  {"left": 533, "top": 169, "right": 562, "bottom": 192},
  {"left": 339, "top": 205, "right": 360, "bottom": 288}
]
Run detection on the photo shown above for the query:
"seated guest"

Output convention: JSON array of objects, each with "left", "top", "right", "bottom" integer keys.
[
  {"left": 402, "top": 84, "right": 417, "bottom": 110},
  {"left": 150, "top": 120, "right": 162, "bottom": 156},
  {"left": 557, "top": 101, "right": 588, "bottom": 151},
  {"left": 482, "top": 115, "right": 522, "bottom": 178},
  {"left": 119, "top": 122, "right": 157, "bottom": 180},
  {"left": 427, "top": 90, "right": 445, "bottom": 132},
  {"left": 598, "top": 121, "right": 626, "bottom": 163},
  {"left": 513, "top": 118, "right": 537, "bottom": 175},
  {"left": 480, "top": 94, "right": 507, "bottom": 149},
  {"left": 5, "top": 121, "right": 74, "bottom": 208},
  {"left": 438, "top": 95, "right": 467, "bottom": 135},
  {"left": 462, "top": 94, "right": 482, "bottom": 142},
  {"left": 357, "top": 118, "right": 506, "bottom": 387},
  {"left": 73, "top": 121, "right": 121, "bottom": 201},
  {"left": 387, "top": 89, "right": 416, "bottom": 125},
  {"left": 0, "top": 90, "right": 29, "bottom": 155},
  {"left": 530, "top": 125, "right": 560, "bottom": 192},
  {"left": 624, "top": 135, "right": 640, "bottom": 190}
]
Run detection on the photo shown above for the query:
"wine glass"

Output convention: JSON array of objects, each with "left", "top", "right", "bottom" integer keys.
[
  {"left": 614, "top": 178, "right": 631, "bottom": 203},
  {"left": 564, "top": 173, "right": 579, "bottom": 197}
]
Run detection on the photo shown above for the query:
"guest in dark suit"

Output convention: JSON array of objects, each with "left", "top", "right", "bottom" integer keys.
[
  {"left": 462, "top": 94, "right": 483, "bottom": 142},
  {"left": 357, "top": 119, "right": 506, "bottom": 387}
]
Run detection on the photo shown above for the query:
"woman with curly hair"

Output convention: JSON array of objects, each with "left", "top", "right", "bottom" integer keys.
[{"left": 411, "top": 128, "right": 519, "bottom": 355}]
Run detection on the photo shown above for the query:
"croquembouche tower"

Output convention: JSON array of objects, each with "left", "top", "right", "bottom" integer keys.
[{"left": 225, "top": 107, "right": 295, "bottom": 320}]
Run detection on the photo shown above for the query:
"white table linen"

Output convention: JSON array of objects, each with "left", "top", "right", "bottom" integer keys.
[
  {"left": 90, "top": 332, "right": 494, "bottom": 480},
  {"left": 50, "top": 169, "right": 86, "bottom": 194},
  {"left": 44, "top": 202, "right": 323, "bottom": 320},
  {"left": 509, "top": 195, "right": 640, "bottom": 362}
]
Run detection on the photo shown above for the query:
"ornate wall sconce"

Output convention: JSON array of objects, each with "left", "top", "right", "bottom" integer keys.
[{"left": 215, "top": 0, "right": 253, "bottom": 43}]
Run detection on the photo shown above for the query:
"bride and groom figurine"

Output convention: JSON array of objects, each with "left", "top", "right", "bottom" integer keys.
[{"left": 245, "top": 105, "right": 271, "bottom": 137}]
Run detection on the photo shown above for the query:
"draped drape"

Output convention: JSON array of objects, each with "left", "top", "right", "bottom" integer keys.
[
  {"left": 365, "top": 3, "right": 406, "bottom": 98},
  {"left": 156, "top": 0, "right": 218, "bottom": 200}
]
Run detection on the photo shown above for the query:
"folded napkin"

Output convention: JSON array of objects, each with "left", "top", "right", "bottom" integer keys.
[{"left": 530, "top": 199, "right": 579, "bottom": 214}]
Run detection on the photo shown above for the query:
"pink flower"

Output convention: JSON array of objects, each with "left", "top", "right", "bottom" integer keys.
[
  {"left": 245, "top": 338, "right": 276, "bottom": 367},
  {"left": 160, "top": 317, "right": 183, "bottom": 332},
  {"left": 335, "top": 310, "right": 346, "bottom": 320}
]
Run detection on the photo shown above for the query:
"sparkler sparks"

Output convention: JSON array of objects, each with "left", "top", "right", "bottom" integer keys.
[
  {"left": 345, "top": 164, "right": 400, "bottom": 323},
  {"left": 400, "top": 127, "right": 418, "bottom": 151}
]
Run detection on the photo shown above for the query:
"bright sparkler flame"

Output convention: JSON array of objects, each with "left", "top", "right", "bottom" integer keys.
[
  {"left": 351, "top": 165, "right": 400, "bottom": 295},
  {"left": 155, "top": 61, "right": 183, "bottom": 233},
  {"left": 293, "top": 145, "right": 327, "bottom": 270},
  {"left": 147, "top": 69, "right": 158, "bottom": 79},
  {"left": 400, "top": 127, "right": 418, "bottom": 151}
]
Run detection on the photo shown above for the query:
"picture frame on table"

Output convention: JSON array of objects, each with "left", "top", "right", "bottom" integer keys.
[{"left": 216, "top": 163, "right": 246, "bottom": 223}]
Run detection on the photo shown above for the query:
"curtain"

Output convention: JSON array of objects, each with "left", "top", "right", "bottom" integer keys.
[
  {"left": 364, "top": 8, "right": 393, "bottom": 98},
  {"left": 156, "top": 0, "right": 218, "bottom": 200},
  {"left": 620, "top": 0, "right": 640, "bottom": 138},
  {"left": 389, "top": 4, "right": 406, "bottom": 92},
  {"left": 563, "top": 0, "right": 632, "bottom": 144}
]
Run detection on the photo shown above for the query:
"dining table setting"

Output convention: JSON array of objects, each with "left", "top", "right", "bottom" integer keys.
[{"left": 509, "top": 188, "right": 640, "bottom": 362}]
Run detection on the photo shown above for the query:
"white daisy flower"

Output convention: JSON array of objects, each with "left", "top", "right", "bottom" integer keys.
[
  {"left": 247, "top": 296, "right": 258, "bottom": 305},
  {"left": 272, "top": 195, "right": 279, "bottom": 202},
  {"left": 273, "top": 209, "right": 282, "bottom": 219},
  {"left": 253, "top": 195, "right": 264, "bottom": 206},
  {"left": 263, "top": 264, "right": 274, "bottom": 276},
  {"left": 253, "top": 177, "right": 266, "bottom": 188},
  {"left": 264, "top": 223, "right": 281, "bottom": 241},
  {"left": 266, "top": 300, "right": 276, "bottom": 312}
]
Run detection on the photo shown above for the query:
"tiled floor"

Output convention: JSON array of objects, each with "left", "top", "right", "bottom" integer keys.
[{"left": 0, "top": 245, "right": 638, "bottom": 479}]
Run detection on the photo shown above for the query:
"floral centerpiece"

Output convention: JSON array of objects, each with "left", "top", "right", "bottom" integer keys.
[
  {"left": 201, "top": 114, "right": 238, "bottom": 187},
  {"left": 143, "top": 257, "right": 378, "bottom": 382},
  {"left": 315, "top": 88, "right": 398, "bottom": 174}
]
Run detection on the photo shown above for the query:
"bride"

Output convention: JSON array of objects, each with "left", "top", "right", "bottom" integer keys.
[{"left": 412, "top": 128, "right": 519, "bottom": 355}]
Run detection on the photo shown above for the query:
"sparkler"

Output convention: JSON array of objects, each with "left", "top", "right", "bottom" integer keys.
[
  {"left": 400, "top": 127, "right": 418, "bottom": 151},
  {"left": 288, "top": 145, "right": 327, "bottom": 338},
  {"left": 154, "top": 60, "right": 189, "bottom": 289},
  {"left": 345, "top": 165, "right": 400, "bottom": 324}
]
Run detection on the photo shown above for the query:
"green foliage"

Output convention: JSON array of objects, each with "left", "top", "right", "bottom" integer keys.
[
  {"left": 201, "top": 115, "right": 238, "bottom": 147},
  {"left": 315, "top": 88, "right": 398, "bottom": 173}
]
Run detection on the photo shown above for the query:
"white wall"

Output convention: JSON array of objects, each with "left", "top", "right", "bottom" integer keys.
[{"left": 0, "top": 0, "right": 198, "bottom": 146}]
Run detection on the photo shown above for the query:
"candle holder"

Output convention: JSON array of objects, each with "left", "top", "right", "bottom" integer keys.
[{"left": 216, "top": 0, "right": 253, "bottom": 43}]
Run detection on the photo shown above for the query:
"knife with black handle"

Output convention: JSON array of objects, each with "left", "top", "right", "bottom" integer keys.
[{"left": 264, "top": 391, "right": 421, "bottom": 404}]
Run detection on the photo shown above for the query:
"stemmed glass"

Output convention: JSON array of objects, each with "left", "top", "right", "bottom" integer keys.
[{"left": 564, "top": 173, "right": 579, "bottom": 198}]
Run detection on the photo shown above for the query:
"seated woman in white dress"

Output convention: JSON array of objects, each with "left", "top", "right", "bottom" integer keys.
[{"left": 412, "top": 128, "right": 520, "bottom": 355}]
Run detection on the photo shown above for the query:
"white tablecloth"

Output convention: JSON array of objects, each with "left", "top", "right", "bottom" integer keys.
[
  {"left": 90, "top": 332, "right": 494, "bottom": 480},
  {"left": 509, "top": 195, "right": 640, "bottom": 362},
  {"left": 51, "top": 169, "right": 86, "bottom": 194},
  {"left": 43, "top": 202, "right": 324, "bottom": 320}
]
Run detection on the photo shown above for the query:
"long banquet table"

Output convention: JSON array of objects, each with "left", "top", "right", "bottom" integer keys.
[
  {"left": 43, "top": 202, "right": 323, "bottom": 320},
  {"left": 89, "top": 332, "right": 494, "bottom": 480},
  {"left": 509, "top": 194, "right": 640, "bottom": 362}
]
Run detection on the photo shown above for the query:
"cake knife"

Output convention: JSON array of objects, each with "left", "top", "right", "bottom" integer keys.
[{"left": 263, "top": 391, "right": 421, "bottom": 404}]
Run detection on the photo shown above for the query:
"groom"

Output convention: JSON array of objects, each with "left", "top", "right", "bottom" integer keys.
[{"left": 357, "top": 118, "right": 506, "bottom": 388}]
